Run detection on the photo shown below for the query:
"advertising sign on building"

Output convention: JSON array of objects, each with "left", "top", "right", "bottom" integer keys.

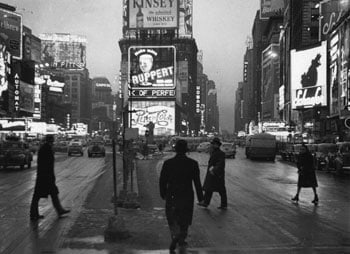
[
  {"left": 260, "top": 0, "right": 286, "bottom": 19},
  {"left": 0, "top": 43, "right": 10, "bottom": 113},
  {"left": 319, "top": 0, "right": 350, "bottom": 41},
  {"left": 130, "top": 100, "right": 175, "bottom": 136},
  {"left": 20, "top": 81, "right": 34, "bottom": 113},
  {"left": 179, "top": 0, "right": 192, "bottom": 37},
  {"left": 0, "top": 8, "right": 22, "bottom": 59},
  {"left": 291, "top": 42, "right": 327, "bottom": 109},
  {"left": 39, "top": 33, "right": 87, "bottom": 70},
  {"left": 14, "top": 73, "right": 20, "bottom": 112},
  {"left": 128, "top": 46, "right": 176, "bottom": 98},
  {"left": 178, "top": 60, "right": 188, "bottom": 93},
  {"left": 279, "top": 85, "right": 285, "bottom": 111},
  {"left": 128, "top": 0, "right": 178, "bottom": 29},
  {"left": 329, "top": 30, "right": 340, "bottom": 116}
]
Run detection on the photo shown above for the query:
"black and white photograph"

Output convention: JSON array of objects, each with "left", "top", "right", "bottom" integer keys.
[{"left": 0, "top": 0, "right": 350, "bottom": 254}]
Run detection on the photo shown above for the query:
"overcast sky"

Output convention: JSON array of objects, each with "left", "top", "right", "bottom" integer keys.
[{"left": 3, "top": 0, "right": 259, "bottom": 132}]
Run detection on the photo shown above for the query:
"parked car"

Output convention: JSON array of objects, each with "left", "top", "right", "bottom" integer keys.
[
  {"left": 314, "top": 143, "right": 338, "bottom": 170},
  {"left": 197, "top": 142, "right": 211, "bottom": 153},
  {"left": 88, "top": 141, "right": 106, "bottom": 157},
  {"left": 333, "top": 142, "right": 350, "bottom": 173},
  {"left": 220, "top": 142, "right": 236, "bottom": 158},
  {"left": 68, "top": 141, "right": 84, "bottom": 156},
  {"left": 0, "top": 140, "right": 33, "bottom": 169}
]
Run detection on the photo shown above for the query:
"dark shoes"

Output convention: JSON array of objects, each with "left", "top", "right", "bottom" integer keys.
[
  {"left": 291, "top": 195, "right": 299, "bottom": 202},
  {"left": 169, "top": 238, "right": 178, "bottom": 252},
  {"left": 217, "top": 206, "right": 228, "bottom": 210},
  {"left": 197, "top": 201, "right": 208, "bottom": 208},
  {"left": 312, "top": 195, "right": 319, "bottom": 205},
  {"left": 30, "top": 214, "right": 44, "bottom": 221},
  {"left": 58, "top": 209, "right": 71, "bottom": 217}
]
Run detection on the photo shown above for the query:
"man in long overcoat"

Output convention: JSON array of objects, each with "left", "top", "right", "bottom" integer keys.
[
  {"left": 159, "top": 139, "right": 204, "bottom": 253},
  {"left": 198, "top": 137, "right": 227, "bottom": 209},
  {"left": 30, "top": 135, "right": 70, "bottom": 220}
]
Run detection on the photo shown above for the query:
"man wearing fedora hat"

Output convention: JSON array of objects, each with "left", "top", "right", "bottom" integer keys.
[
  {"left": 198, "top": 137, "right": 227, "bottom": 210},
  {"left": 160, "top": 139, "right": 204, "bottom": 253}
]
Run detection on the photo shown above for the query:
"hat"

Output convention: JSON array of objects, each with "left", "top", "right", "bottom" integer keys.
[
  {"left": 211, "top": 137, "right": 222, "bottom": 146},
  {"left": 175, "top": 139, "right": 189, "bottom": 153}
]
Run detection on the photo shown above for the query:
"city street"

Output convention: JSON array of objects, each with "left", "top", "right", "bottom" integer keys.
[
  {"left": 1, "top": 147, "right": 349, "bottom": 253},
  {"left": 0, "top": 148, "right": 113, "bottom": 254}
]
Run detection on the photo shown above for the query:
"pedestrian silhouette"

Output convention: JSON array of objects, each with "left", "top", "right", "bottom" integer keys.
[
  {"left": 198, "top": 137, "right": 228, "bottom": 210},
  {"left": 30, "top": 135, "right": 70, "bottom": 221},
  {"left": 292, "top": 143, "right": 319, "bottom": 204},
  {"left": 159, "top": 139, "right": 204, "bottom": 253}
]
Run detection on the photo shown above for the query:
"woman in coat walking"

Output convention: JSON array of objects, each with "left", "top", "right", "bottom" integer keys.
[
  {"left": 159, "top": 139, "right": 204, "bottom": 253},
  {"left": 30, "top": 135, "right": 70, "bottom": 220},
  {"left": 292, "top": 143, "right": 319, "bottom": 204}
]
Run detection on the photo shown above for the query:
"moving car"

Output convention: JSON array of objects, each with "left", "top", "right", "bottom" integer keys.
[
  {"left": 54, "top": 140, "right": 69, "bottom": 153},
  {"left": 68, "top": 141, "right": 84, "bottom": 156},
  {"left": 88, "top": 141, "right": 106, "bottom": 157},
  {"left": 220, "top": 142, "right": 236, "bottom": 158},
  {"left": 197, "top": 142, "right": 211, "bottom": 153},
  {"left": 0, "top": 139, "right": 33, "bottom": 169}
]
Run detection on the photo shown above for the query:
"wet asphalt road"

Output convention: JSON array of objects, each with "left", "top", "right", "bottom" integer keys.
[
  {"left": 0, "top": 147, "right": 349, "bottom": 253},
  {"left": 181, "top": 148, "right": 350, "bottom": 252},
  {"left": 0, "top": 149, "right": 108, "bottom": 254}
]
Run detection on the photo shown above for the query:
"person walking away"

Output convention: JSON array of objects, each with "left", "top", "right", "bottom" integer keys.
[
  {"left": 159, "top": 139, "right": 204, "bottom": 253},
  {"left": 292, "top": 143, "right": 319, "bottom": 204},
  {"left": 30, "top": 135, "right": 70, "bottom": 221},
  {"left": 197, "top": 137, "right": 227, "bottom": 210}
]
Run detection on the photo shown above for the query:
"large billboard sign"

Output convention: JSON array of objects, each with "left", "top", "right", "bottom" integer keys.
[
  {"left": 260, "top": 0, "right": 286, "bottom": 19},
  {"left": 130, "top": 100, "right": 175, "bottom": 136},
  {"left": 0, "top": 9, "right": 22, "bottom": 59},
  {"left": 128, "top": 46, "right": 176, "bottom": 98},
  {"left": 179, "top": 0, "right": 192, "bottom": 37},
  {"left": 291, "top": 42, "right": 327, "bottom": 109},
  {"left": 39, "top": 33, "right": 87, "bottom": 70},
  {"left": 319, "top": 0, "right": 350, "bottom": 41},
  {"left": 128, "top": 0, "right": 178, "bottom": 29}
]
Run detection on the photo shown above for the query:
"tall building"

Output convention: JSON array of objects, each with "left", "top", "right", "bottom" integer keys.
[
  {"left": 91, "top": 77, "right": 113, "bottom": 131},
  {"left": 119, "top": 0, "right": 200, "bottom": 136},
  {"left": 39, "top": 33, "right": 91, "bottom": 126}
]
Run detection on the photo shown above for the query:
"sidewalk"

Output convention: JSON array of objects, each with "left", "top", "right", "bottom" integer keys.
[{"left": 60, "top": 153, "right": 171, "bottom": 253}]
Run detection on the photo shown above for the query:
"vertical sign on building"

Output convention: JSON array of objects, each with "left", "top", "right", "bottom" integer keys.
[
  {"left": 14, "top": 73, "right": 20, "bottom": 112},
  {"left": 179, "top": 0, "right": 193, "bottom": 37}
]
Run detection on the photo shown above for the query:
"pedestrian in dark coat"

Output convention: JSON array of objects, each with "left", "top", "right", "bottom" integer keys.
[
  {"left": 159, "top": 139, "right": 204, "bottom": 253},
  {"left": 198, "top": 137, "right": 227, "bottom": 209},
  {"left": 30, "top": 135, "right": 70, "bottom": 221},
  {"left": 292, "top": 143, "right": 319, "bottom": 204}
]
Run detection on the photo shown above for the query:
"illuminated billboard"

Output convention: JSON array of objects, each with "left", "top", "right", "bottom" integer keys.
[
  {"left": 0, "top": 9, "right": 22, "bottom": 59},
  {"left": 39, "top": 33, "right": 87, "bottom": 69},
  {"left": 130, "top": 101, "right": 175, "bottom": 136},
  {"left": 0, "top": 43, "right": 11, "bottom": 113},
  {"left": 128, "top": 0, "right": 178, "bottom": 29},
  {"left": 260, "top": 0, "right": 286, "bottom": 19},
  {"left": 291, "top": 42, "right": 327, "bottom": 109},
  {"left": 128, "top": 46, "right": 176, "bottom": 98}
]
